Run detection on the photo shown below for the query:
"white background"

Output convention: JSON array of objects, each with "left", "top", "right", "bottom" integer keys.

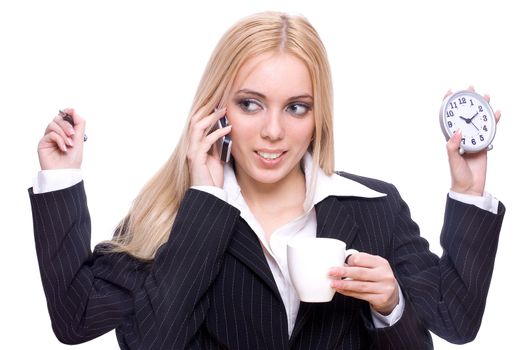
[{"left": 1, "top": 0, "right": 522, "bottom": 348}]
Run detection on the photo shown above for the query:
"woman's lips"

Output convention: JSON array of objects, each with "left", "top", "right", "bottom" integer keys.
[{"left": 254, "top": 150, "right": 286, "bottom": 167}]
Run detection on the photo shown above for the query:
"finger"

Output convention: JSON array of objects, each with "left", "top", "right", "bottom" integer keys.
[
  {"left": 196, "top": 107, "right": 227, "bottom": 132},
  {"left": 55, "top": 110, "right": 76, "bottom": 136},
  {"left": 331, "top": 279, "right": 379, "bottom": 293},
  {"left": 190, "top": 105, "right": 210, "bottom": 126},
  {"left": 329, "top": 265, "right": 380, "bottom": 282},
  {"left": 443, "top": 89, "right": 452, "bottom": 100},
  {"left": 346, "top": 252, "right": 384, "bottom": 269},
  {"left": 483, "top": 94, "right": 490, "bottom": 103},
  {"left": 202, "top": 125, "right": 232, "bottom": 155},
  {"left": 67, "top": 110, "right": 86, "bottom": 145},
  {"left": 495, "top": 110, "right": 501, "bottom": 123},
  {"left": 46, "top": 120, "right": 74, "bottom": 147},
  {"left": 52, "top": 115, "right": 76, "bottom": 137},
  {"left": 468, "top": 85, "right": 475, "bottom": 92},
  {"left": 446, "top": 128, "right": 462, "bottom": 157},
  {"left": 41, "top": 130, "right": 68, "bottom": 153},
  {"left": 190, "top": 108, "right": 225, "bottom": 140}
]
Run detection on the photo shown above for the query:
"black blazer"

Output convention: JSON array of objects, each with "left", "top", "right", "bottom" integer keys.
[{"left": 29, "top": 173, "right": 505, "bottom": 349}]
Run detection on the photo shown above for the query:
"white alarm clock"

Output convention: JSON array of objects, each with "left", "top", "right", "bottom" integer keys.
[{"left": 439, "top": 90, "right": 496, "bottom": 154}]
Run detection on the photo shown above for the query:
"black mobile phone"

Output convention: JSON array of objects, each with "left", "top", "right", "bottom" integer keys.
[{"left": 215, "top": 115, "right": 232, "bottom": 162}]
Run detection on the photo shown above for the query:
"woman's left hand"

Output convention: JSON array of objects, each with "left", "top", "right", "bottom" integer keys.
[
  {"left": 328, "top": 252, "right": 399, "bottom": 315},
  {"left": 446, "top": 87, "right": 502, "bottom": 196}
]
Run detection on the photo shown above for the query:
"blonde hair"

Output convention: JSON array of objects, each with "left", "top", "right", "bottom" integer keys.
[{"left": 108, "top": 11, "right": 335, "bottom": 260}]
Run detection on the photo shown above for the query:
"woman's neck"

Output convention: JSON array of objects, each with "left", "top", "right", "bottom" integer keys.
[{"left": 237, "top": 165, "right": 306, "bottom": 216}]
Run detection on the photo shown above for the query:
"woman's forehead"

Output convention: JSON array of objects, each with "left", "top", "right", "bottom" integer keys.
[{"left": 232, "top": 52, "right": 312, "bottom": 99}]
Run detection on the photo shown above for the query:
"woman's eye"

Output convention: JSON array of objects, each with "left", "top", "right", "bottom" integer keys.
[
  {"left": 238, "top": 99, "right": 261, "bottom": 113},
  {"left": 286, "top": 103, "right": 311, "bottom": 117}
]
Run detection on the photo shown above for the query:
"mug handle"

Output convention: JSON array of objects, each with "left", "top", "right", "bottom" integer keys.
[
  {"left": 345, "top": 249, "right": 359, "bottom": 264},
  {"left": 342, "top": 249, "right": 359, "bottom": 280}
]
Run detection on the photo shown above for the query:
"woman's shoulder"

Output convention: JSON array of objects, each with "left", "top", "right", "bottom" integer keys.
[{"left": 334, "top": 171, "right": 401, "bottom": 199}]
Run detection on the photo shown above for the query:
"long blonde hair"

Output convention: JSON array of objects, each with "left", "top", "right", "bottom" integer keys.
[{"left": 109, "top": 11, "right": 335, "bottom": 260}]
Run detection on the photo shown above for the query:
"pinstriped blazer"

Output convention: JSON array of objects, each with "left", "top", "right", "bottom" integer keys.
[{"left": 29, "top": 172, "right": 505, "bottom": 349}]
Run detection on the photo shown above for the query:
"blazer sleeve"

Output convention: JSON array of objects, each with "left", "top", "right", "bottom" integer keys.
[
  {"left": 390, "top": 188, "right": 505, "bottom": 344},
  {"left": 30, "top": 182, "right": 241, "bottom": 349},
  {"left": 29, "top": 181, "right": 150, "bottom": 344},
  {"left": 363, "top": 296, "right": 433, "bottom": 350}
]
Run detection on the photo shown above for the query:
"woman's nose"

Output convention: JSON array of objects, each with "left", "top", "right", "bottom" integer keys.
[{"left": 260, "top": 110, "right": 284, "bottom": 141}]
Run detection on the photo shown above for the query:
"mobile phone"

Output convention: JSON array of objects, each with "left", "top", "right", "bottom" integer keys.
[{"left": 214, "top": 115, "right": 232, "bottom": 162}]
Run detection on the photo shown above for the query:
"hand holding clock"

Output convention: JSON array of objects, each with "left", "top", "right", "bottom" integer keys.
[{"left": 441, "top": 87, "right": 501, "bottom": 196}]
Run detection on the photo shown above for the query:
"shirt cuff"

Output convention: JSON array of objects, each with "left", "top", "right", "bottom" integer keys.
[
  {"left": 370, "top": 285, "right": 405, "bottom": 328},
  {"left": 190, "top": 185, "right": 227, "bottom": 202},
  {"left": 32, "top": 169, "right": 83, "bottom": 194},
  {"left": 448, "top": 190, "right": 499, "bottom": 215}
]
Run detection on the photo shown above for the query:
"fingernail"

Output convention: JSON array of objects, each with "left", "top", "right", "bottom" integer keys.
[
  {"left": 67, "top": 138, "right": 74, "bottom": 146},
  {"left": 70, "top": 128, "right": 76, "bottom": 135}
]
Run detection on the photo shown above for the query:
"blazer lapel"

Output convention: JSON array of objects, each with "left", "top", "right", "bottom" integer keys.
[
  {"left": 291, "top": 196, "right": 360, "bottom": 343},
  {"left": 315, "top": 196, "right": 359, "bottom": 244},
  {"left": 227, "top": 218, "right": 282, "bottom": 301}
]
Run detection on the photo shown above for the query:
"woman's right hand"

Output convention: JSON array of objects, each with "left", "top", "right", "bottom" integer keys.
[
  {"left": 187, "top": 107, "right": 232, "bottom": 187},
  {"left": 38, "top": 108, "right": 86, "bottom": 170}
]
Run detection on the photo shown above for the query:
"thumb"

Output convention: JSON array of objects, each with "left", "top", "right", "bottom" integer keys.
[
  {"left": 66, "top": 108, "right": 86, "bottom": 145},
  {"left": 446, "top": 129, "right": 463, "bottom": 169},
  {"left": 446, "top": 129, "right": 462, "bottom": 155}
]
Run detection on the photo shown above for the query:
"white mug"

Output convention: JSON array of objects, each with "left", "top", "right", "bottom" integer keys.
[{"left": 287, "top": 237, "right": 358, "bottom": 303}]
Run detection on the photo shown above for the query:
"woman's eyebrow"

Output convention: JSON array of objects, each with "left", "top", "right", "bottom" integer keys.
[
  {"left": 235, "top": 89, "right": 266, "bottom": 99},
  {"left": 235, "top": 89, "right": 313, "bottom": 102}
]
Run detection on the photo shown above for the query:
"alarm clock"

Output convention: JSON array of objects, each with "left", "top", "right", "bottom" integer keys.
[{"left": 439, "top": 90, "right": 496, "bottom": 154}]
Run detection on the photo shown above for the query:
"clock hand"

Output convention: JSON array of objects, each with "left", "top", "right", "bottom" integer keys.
[
  {"left": 459, "top": 115, "right": 479, "bottom": 131},
  {"left": 468, "top": 112, "right": 479, "bottom": 122}
]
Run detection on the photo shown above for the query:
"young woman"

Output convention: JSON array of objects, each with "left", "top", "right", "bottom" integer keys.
[{"left": 30, "top": 11, "right": 505, "bottom": 349}]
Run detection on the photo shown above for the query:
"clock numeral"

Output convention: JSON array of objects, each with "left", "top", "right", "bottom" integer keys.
[
  {"left": 479, "top": 105, "right": 484, "bottom": 112},
  {"left": 483, "top": 125, "right": 488, "bottom": 132},
  {"left": 459, "top": 97, "right": 467, "bottom": 105},
  {"left": 450, "top": 102, "right": 458, "bottom": 109},
  {"left": 461, "top": 138, "right": 465, "bottom": 145},
  {"left": 447, "top": 121, "right": 453, "bottom": 128},
  {"left": 470, "top": 99, "right": 474, "bottom": 106},
  {"left": 471, "top": 138, "right": 476, "bottom": 145},
  {"left": 447, "top": 110, "right": 454, "bottom": 117},
  {"left": 480, "top": 135, "right": 485, "bottom": 142},
  {"left": 483, "top": 115, "right": 488, "bottom": 122}
]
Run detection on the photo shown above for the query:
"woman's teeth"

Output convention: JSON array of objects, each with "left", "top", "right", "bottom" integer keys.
[{"left": 257, "top": 151, "right": 282, "bottom": 160}]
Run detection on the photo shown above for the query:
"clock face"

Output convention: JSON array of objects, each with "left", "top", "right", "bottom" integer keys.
[{"left": 439, "top": 90, "right": 496, "bottom": 153}]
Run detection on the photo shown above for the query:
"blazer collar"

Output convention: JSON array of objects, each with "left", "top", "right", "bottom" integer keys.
[{"left": 222, "top": 152, "right": 386, "bottom": 214}]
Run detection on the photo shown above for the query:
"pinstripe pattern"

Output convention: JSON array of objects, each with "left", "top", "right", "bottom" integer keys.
[{"left": 29, "top": 173, "right": 505, "bottom": 349}]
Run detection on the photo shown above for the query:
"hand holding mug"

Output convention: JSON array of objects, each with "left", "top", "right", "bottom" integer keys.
[
  {"left": 287, "top": 238, "right": 358, "bottom": 303},
  {"left": 328, "top": 252, "right": 399, "bottom": 315}
]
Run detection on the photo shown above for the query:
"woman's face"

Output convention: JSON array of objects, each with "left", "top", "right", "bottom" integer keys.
[{"left": 226, "top": 52, "right": 315, "bottom": 187}]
